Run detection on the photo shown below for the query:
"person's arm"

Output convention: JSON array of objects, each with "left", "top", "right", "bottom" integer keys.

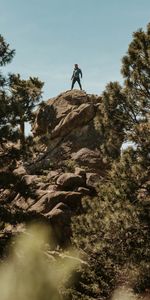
[{"left": 80, "top": 69, "right": 83, "bottom": 78}]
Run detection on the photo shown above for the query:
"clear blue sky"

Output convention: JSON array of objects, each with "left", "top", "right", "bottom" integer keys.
[{"left": 1, "top": 0, "right": 150, "bottom": 100}]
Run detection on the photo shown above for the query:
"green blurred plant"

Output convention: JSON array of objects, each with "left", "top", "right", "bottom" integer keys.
[{"left": 0, "top": 223, "right": 80, "bottom": 300}]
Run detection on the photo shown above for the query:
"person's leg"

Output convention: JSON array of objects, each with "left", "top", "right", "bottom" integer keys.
[
  {"left": 77, "top": 78, "right": 82, "bottom": 90},
  {"left": 71, "top": 78, "right": 76, "bottom": 89}
]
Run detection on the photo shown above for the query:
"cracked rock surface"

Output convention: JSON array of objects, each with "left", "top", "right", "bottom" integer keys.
[{"left": 0, "top": 90, "right": 106, "bottom": 253}]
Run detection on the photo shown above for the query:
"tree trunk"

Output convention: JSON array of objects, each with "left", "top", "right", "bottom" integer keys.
[{"left": 20, "top": 120, "right": 25, "bottom": 146}]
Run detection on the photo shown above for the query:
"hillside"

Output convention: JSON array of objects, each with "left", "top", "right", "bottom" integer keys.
[
  {"left": 0, "top": 89, "right": 106, "bottom": 251},
  {"left": 0, "top": 23, "right": 150, "bottom": 300},
  {"left": 0, "top": 88, "right": 149, "bottom": 299}
]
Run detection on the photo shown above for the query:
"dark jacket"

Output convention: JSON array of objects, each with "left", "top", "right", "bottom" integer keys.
[{"left": 72, "top": 67, "right": 82, "bottom": 79}]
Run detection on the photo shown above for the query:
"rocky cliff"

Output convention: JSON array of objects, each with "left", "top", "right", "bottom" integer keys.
[{"left": 0, "top": 90, "right": 106, "bottom": 252}]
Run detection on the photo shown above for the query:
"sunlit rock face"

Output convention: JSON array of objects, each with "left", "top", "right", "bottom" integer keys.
[{"left": 0, "top": 90, "right": 106, "bottom": 249}]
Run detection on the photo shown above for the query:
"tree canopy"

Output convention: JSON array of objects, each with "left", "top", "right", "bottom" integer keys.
[
  {"left": 70, "top": 23, "right": 150, "bottom": 300},
  {"left": 0, "top": 35, "right": 44, "bottom": 146}
]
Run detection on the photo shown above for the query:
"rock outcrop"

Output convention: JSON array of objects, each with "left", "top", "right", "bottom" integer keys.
[{"left": 0, "top": 90, "right": 106, "bottom": 250}]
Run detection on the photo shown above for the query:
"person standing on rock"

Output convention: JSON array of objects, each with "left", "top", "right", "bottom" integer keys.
[{"left": 71, "top": 64, "right": 82, "bottom": 90}]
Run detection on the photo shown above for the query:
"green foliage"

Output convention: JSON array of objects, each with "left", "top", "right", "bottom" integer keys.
[
  {"left": 95, "top": 23, "right": 150, "bottom": 162},
  {"left": 71, "top": 23, "right": 150, "bottom": 299},
  {"left": 0, "top": 34, "right": 44, "bottom": 146},
  {"left": 0, "top": 223, "right": 80, "bottom": 300},
  {"left": 0, "top": 35, "right": 15, "bottom": 66},
  {"left": 71, "top": 147, "right": 150, "bottom": 299},
  {"left": 121, "top": 23, "right": 150, "bottom": 118},
  {"left": 95, "top": 82, "right": 127, "bottom": 160},
  {"left": 64, "top": 159, "right": 78, "bottom": 172},
  {"left": 0, "top": 35, "right": 16, "bottom": 142},
  {"left": 9, "top": 73, "right": 44, "bottom": 143},
  {"left": 0, "top": 34, "right": 44, "bottom": 194}
]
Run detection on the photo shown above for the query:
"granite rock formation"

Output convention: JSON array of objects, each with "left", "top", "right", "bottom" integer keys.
[{"left": 0, "top": 90, "right": 106, "bottom": 251}]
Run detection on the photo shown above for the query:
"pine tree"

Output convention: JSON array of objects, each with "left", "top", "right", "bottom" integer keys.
[
  {"left": 94, "top": 23, "right": 150, "bottom": 163},
  {"left": 0, "top": 35, "right": 16, "bottom": 142},
  {"left": 0, "top": 34, "right": 44, "bottom": 147},
  {"left": 8, "top": 74, "right": 44, "bottom": 145},
  {"left": 121, "top": 23, "right": 150, "bottom": 119},
  {"left": 70, "top": 144, "right": 149, "bottom": 299},
  {"left": 0, "top": 35, "right": 44, "bottom": 188},
  {"left": 70, "top": 23, "right": 150, "bottom": 300},
  {"left": 0, "top": 35, "right": 15, "bottom": 66},
  {"left": 95, "top": 82, "right": 128, "bottom": 161},
  {"left": 121, "top": 22, "right": 150, "bottom": 169}
]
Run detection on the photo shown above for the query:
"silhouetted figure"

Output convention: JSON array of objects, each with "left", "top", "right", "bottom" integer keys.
[{"left": 71, "top": 64, "right": 82, "bottom": 90}]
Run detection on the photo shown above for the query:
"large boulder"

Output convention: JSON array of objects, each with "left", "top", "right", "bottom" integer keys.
[
  {"left": 56, "top": 173, "right": 85, "bottom": 190},
  {"left": 0, "top": 90, "right": 107, "bottom": 252},
  {"left": 30, "top": 90, "right": 103, "bottom": 171},
  {"left": 13, "top": 165, "right": 27, "bottom": 176},
  {"left": 86, "top": 172, "right": 100, "bottom": 188},
  {"left": 22, "top": 175, "right": 41, "bottom": 186},
  {"left": 74, "top": 167, "right": 86, "bottom": 177},
  {"left": 33, "top": 90, "right": 89, "bottom": 135},
  {"left": 51, "top": 103, "right": 96, "bottom": 139},
  {"left": 45, "top": 202, "right": 71, "bottom": 219},
  {"left": 29, "top": 191, "right": 82, "bottom": 214},
  {"left": 72, "top": 148, "right": 104, "bottom": 170},
  {"left": 32, "top": 103, "right": 57, "bottom": 135},
  {"left": 11, "top": 194, "right": 36, "bottom": 210},
  {"left": 32, "top": 90, "right": 100, "bottom": 139}
]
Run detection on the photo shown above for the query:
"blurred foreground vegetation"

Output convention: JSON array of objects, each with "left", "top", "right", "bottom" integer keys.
[{"left": 0, "top": 223, "right": 81, "bottom": 300}]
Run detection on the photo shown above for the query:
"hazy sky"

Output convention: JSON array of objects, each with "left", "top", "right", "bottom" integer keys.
[{"left": 1, "top": 0, "right": 150, "bottom": 100}]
